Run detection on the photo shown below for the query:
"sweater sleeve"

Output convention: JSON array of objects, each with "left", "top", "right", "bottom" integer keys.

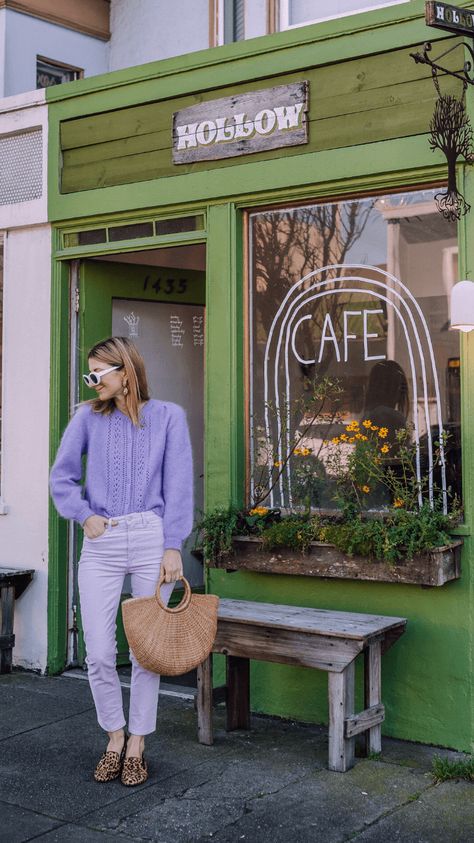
[
  {"left": 49, "top": 406, "right": 95, "bottom": 527},
  {"left": 161, "top": 404, "right": 194, "bottom": 552}
]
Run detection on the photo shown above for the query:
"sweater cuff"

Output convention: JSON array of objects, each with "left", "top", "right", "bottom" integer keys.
[
  {"left": 77, "top": 503, "right": 95, "bottom": 527},
  {"left": 163, "top": 537, "right": 183, "bottom": 552}
]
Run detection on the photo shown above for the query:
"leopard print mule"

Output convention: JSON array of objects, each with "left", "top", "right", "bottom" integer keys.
[
  {"left": 93, "top": 735, "right": 127, "bottom": 782},
  {"left": 121, "top": 753, "right": 148, "bottom": 786}
]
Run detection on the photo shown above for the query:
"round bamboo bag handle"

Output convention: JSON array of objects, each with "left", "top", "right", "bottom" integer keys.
[{"left": 155, "top": 570, "right": 192, "bottom": 613}]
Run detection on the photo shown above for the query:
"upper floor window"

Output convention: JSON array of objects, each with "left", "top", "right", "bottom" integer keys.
[
  {"left": 36, "top": 56, "right": 83, "bottom": 89},
  {"left": 280, "top": 0, "right": 410, "bottom": 29}
]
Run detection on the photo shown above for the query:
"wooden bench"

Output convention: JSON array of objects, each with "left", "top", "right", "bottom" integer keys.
[
  {"left": 196, "top": 599, "right": 407, "bottom": 772},
  {"left": 0, "top": 568, "right": 34, "bottom": 674}
]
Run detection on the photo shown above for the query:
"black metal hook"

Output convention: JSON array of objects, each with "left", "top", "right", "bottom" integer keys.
[{"left": 410, "top": 40, "right": 474, "bottom": 88}]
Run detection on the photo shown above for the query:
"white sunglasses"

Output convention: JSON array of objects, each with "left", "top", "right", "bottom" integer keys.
[{"left": 83, "top": 365, "right": 121, "bottom": 388}]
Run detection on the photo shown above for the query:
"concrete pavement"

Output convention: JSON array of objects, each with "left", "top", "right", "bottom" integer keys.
[{"left": 0, "top": 671, "right": 472, "bottom": 842}]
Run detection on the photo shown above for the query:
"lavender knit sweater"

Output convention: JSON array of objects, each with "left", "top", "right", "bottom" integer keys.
[{"left": 49, "top": 399, "right": 194, "bottom": 552}]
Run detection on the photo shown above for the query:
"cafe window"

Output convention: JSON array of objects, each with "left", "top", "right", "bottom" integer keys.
[
  {"left": 279, "top": 0, "right": 409, "bottom": 29},
  {"left": 248, "top": 189, "right": 461, "bottom": 512},
  {"left": 36, "top": 57, "right": 83, "bottom": 89}
]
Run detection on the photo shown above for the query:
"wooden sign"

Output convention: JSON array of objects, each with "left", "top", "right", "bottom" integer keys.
[
  {"left": 425, "top": 1, "right": 474, "bottom": 35},
  {"left": 172, "top": 81, "right": 309, "bottom": 164}
]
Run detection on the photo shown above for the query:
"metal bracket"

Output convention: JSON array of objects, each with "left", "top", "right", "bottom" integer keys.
[{"left": 410, "top": 40, "right": 474, "bottom": 88}]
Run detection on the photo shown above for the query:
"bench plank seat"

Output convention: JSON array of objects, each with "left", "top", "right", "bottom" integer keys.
[
  {"left": 197, "top": 598, "right": 407, "bottom": 772},
  {"left": 217, "top": 598, "right": 406, "bottom": 639}
]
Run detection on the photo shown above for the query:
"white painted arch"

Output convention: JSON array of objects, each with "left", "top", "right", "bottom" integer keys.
[{"left": 259, "top": 265, "right": 447, "bottom": 512}]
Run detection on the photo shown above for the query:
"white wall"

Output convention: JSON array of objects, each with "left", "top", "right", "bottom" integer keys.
[
  {"left": 109, "top": 0, "right": 209, "bottom": 71},
  {"left": 0, "top": 9, "right": 5, "bottom": 98},
  {"left": 4, "top": 9, "right": 108, "bottom": 97},
  {"left": 0, "top": 92, "right": 49, "bottom": 671},
  {"left": 245, "top": 0, "right": 267, "bottom": 39},
  {"left": 1, "top": 226, "right": 51, "bottom": 671}
]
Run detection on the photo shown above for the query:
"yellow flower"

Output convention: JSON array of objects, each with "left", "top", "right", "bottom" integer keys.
[
  {"left": 380, "top": 444, "right": 390, "bottom": 454},
  {"left": 348, "top": 436, "right": 356, "bottom": 443},
  {"left": 249, "top": 506, "right": 269, "bottom": 516},
  {"left": 361, "top": 485, "right": 370, "bottom": 494},
  {"left": 378, "top": 427, "right": 388, "bottom": 439},
  {"left": 362, "top": 419, "right": 372, "bottom": 428},
  {"left": 301, "top": 447, "right": 311, "bottom": 456},
  {"left": 273, "top": 460, "right": 282, "bottom": 467},
  {"left": 345, "top": 421, "right": 359, "bottom": 432},
  {"left": 294, "top": 448, "right": 302, "bottom": 455},
  {"left": 340, "top": 433, "right": 348, "bottom": 441},
  {"left": 393, "top": 498, "right": 404, "bottom": 508},
  {"left": 370, "top": 425, "right": 379, "bottom": 432},
  {"left": 331, "top": 437, "right": 340, "bottom": 445}
]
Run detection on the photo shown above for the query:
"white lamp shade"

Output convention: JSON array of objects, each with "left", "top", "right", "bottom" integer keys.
[{"left": 450, "top": 280, "right": 474, "bottom": 332}]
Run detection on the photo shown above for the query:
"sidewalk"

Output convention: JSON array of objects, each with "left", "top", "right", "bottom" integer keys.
[{"left": 0, "top": 671, "right": 472, "bottom": 842}]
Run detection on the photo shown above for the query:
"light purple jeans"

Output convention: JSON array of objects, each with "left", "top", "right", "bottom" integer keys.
[{"left": 78, "top": 510, "right": 175, "bottom": 735}]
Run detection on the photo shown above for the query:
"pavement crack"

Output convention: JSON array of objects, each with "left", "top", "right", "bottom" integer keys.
[{"left": 342, "top": 780, "right": 438, "bottom": 841}]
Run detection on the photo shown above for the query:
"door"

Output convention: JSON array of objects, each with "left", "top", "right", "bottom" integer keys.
[{"left": 74, "top": 257, "right": 205, "bottom": 664}]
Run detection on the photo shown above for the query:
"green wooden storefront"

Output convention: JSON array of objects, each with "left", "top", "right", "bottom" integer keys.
[{"left": 46, "top": 1, "right": 474, "bottom": 753}]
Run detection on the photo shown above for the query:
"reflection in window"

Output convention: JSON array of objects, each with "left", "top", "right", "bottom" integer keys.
[
  {"left": 36, "top": 57, "right": 82, "bottom": 89},
  {"left": 249, "top": 190, "right": 461, "bottom": 513}
]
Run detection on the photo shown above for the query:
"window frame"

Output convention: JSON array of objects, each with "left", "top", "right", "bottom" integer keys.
[
  {"left": 36, "top": 55, "right": 84, "bottom": 90},
  {"left": 244, "top": 184, "right": 461, "bottom": 514},
  {"left": 279, "top": 0, "right": 410, "bottom": 31}
]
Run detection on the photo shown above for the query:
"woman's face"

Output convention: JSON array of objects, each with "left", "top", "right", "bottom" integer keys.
[{"left": 87, "top": 356, "right": 125, "bottom": 402}]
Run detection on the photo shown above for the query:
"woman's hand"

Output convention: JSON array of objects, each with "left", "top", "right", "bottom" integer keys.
[
  {"left": 162, "top": 549, "right": 183, "bottom": 583},
  {"left": 83, "top": 515, "right": 117, "bottom": 539}
]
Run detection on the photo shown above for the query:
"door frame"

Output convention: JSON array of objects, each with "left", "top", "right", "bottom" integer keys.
[{"left": 48, "top": 222, "right": 208, "bottom": 673}]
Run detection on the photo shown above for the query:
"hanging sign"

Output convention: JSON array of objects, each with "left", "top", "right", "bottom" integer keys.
[
  {"left": 172, "top": 81, "right": 309, "bottom": 164},
  {"left": 425, "top": 2, "right": 474, "bottom": 35}
]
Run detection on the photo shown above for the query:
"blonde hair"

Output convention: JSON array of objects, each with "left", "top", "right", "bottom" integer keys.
[{"left": 85, "top": 337, "right": 150, "bottom": 426}]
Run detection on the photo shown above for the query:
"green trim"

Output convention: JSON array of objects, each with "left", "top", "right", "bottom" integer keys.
[
  {"left": 55, "top": 231, "right": 207, "bottom": 261},
  {"left": 49, "top": 137, "right": 448, "bottom": 224},
  {"left": 47, "top": 244, "right": 71, "bottom": 674}
]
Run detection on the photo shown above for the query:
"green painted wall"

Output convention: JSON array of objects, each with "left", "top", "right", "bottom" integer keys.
[{"left": 47, "top": 1, "right": 474, "bottom": 751}]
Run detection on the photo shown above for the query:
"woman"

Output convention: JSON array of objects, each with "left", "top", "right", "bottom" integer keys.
[{"left": 50, "top": 336, "right": 194, "bottom": 786}]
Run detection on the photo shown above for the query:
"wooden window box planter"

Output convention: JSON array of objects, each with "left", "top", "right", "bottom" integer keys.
[{"left": 207, "top": 536, "right": 463, "bottom": 587}]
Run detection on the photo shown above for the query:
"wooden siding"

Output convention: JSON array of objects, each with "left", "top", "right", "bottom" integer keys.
[{"left": 59, "top": 38, "right": 462, "bottom": 193}]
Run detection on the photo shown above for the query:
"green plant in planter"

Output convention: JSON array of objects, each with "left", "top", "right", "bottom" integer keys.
[
  {"left": 319, "top": 505, "right": 458, "bottom": 564},
  {"left": 194, "top": 386, "right": 461, "bottom": 566}
]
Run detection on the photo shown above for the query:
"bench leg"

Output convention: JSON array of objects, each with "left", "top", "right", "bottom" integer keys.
[
  {"left": 364, "top": 641, "right": 382, "bottom": 755},
  {"left": 226, "top": 655, "right": 250, "bottom": 732},
  {"left": 196, "top": 655, "right": 214, "bottom": 745},
  {"left": 328, "top": 661, "right": 355, "bottom": 772},
  {"left": 0, "top": 585, "right": 15, "bottom": 675}
]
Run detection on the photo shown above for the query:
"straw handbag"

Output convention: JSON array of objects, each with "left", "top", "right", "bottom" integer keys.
[{"left": 121, "top": 571, "right": 219, "bottom": 675}]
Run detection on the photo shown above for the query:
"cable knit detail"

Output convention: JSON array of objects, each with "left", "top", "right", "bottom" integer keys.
[
  {"left": 49, "top": 400, "right": 194, "bottom": 551},
  {"left": 135, "top": 417, "right": 147, "bottom": 512},
  {"left": 111, "top": 413, "right": 124, "bottom": 516}
]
